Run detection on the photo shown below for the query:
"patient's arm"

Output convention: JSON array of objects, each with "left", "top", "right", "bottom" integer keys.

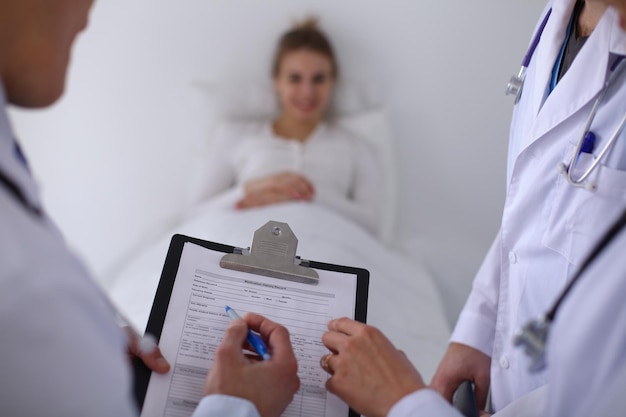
[
  {"left": 319, "top": 137, "right": 382, "bottom": 235},
  {"left": 236, "top": 172, "right": 315, "bottom": 209}
]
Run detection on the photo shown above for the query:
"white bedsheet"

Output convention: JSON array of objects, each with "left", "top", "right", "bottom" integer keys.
[{"left": 107, "top": 196, "right": 450, "bottom": 381}]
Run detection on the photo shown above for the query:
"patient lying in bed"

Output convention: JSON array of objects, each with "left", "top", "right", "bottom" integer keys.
[
  {"left": 200, "top": 17, "right": 382, "bottom": 235},
  {"left": 107, "top": 16, "right": 450, "bottom": 383}
]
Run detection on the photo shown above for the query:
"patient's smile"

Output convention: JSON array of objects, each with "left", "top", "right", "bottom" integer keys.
[{"left": 274, "top": 49, "right": 335, "bottom": 123}]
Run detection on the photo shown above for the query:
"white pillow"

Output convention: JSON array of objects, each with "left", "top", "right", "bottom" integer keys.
[{"left": 188, "top": 79, "right": 397, "bottom": 244}]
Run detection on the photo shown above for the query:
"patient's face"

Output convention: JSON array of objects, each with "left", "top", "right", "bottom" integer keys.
[{"left": 274, "top": 49, "right": 335, "bottom": 124}]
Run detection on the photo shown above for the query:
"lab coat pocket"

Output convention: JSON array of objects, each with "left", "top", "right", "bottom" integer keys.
[{"left": 542, "top": 144, "right": 626, "bottom": 267}]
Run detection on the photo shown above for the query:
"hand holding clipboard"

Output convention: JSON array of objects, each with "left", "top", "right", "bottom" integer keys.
[{"left": 135, "top": 221, "right": 369, "bottom": 417}]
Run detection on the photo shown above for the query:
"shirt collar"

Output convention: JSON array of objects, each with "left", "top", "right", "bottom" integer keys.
[
  {"left": 607, "top": 7, "right": 626, "bottom": 56},
  {"left": 266, "top": 120, "right": 327, "bottom": 143},
  {"left": 0, "top": 84, "right": 44, "bottom": 213}
]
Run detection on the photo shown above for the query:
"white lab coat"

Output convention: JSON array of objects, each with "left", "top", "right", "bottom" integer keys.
[
  {"left": 388, "top": 211, "right": 626, "bottom": 417},
  {"left": 0, "top": 87, "right": 137, "bottom": 415},
  {"left": 0, "top": 86, "right": 258, "bottom": 416},
  {"left": 451, "top": 1, "right": 626, "bottom": 411}
]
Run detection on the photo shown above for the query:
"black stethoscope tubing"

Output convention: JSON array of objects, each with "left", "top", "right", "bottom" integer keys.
[
  {"left": 0, "top": 169, "right": 42, "bottom": 218},
  {"left": 514, "top": 206, "right": 626, "bottom": 371},
  {"left": 546, "top": 207, "right": 626, "bottom": 322}
]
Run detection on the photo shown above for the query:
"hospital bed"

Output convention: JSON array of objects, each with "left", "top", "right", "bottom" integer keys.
[{"left": 106, "top": 78, "right": 451, "bottom": 382}]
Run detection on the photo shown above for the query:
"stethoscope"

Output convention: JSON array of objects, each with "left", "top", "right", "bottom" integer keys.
[
  {"left": 557, "top": 57, "right": 626, "bottom": 191},
  {"left": 0, "top": 168, "right": 42, "bottom": 218},
  {"left": 513, "top": 207, "right": 626, "bottom": 372},
  {"left": 0, "top": 141, "right": 42, "bottom": 217},
  {"left": 507, "top": 7, "right": 626, "bottom": 371},
  {"left": 0, "top": 164, "right": 157, "bottom": 358},
  {"left": 506, "top": 9, "right": 552, "bottom": 102},
  {"left": 506, "top": 7, "right": 626, "bottom": 192}
]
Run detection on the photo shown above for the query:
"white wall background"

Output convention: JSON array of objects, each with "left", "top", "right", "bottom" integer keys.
[{"left": 9, "top": 0, "right": 545, "bottom": 323}]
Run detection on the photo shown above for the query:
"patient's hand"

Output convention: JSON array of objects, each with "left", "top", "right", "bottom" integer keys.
[{"left": 236, "top": 172, "right": 315, "bottom": 209}]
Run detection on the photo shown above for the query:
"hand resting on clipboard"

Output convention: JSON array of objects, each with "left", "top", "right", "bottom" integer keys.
[{"left": 134, "top": 222, "right": 369, "bottom": 417}]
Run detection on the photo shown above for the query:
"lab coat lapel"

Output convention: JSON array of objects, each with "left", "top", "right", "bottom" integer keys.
[
  {"left": 609, "top": 9, "right": 626, "bottom": 57},
  {"left": 526, "top": 0, "right": 574, "bottom": 124},
  {"left": 532, "top": 10, "right": 617, "bottom": 143},
  {"left": 529, "top": 5, "right": 626, "bottom": 148}
]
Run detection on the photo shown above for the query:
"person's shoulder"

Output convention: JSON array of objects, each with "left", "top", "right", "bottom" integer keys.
[
  {"left": 324, "top": 120, "right": 376, "bottom": 155},
  {"left": 0, "top": 191, "right": 41, "bottom": 274},
  {"left": 0, "top": 201, "right": 120, "bottom": 345},
  {"left": 317, "top": 121, "right": 362, "bottom": 149},
  {"left": 215, "top": 120, "right": 269, "bottom": 141},
  {"left": 0, "top": 189, "right": 92, "bottom": 290},
  {"left": 324, "top": 120, "right": 356, "bottom": 140}
]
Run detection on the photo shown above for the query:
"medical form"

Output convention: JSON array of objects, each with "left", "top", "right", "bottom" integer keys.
[{"left": 139, "top": 240, "right": 365, "bottom": 417}]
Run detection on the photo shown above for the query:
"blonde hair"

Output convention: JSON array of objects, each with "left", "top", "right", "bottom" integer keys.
[{"left": 271, "top": 17, "right": 338, "bottom": 78}]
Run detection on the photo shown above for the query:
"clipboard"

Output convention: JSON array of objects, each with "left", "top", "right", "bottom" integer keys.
[{"left": 134, "top": 221, "right": 369, "bottom": 417}]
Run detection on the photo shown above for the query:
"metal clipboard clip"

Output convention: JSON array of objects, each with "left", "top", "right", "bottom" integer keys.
[{"left": 220, "top": 220, "right": 319, "bottom": 285}]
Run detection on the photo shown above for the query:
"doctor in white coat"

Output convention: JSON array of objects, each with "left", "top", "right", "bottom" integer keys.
[
  {"left": 319, "top": 208, "right": 626, "bottom": 417},
  {"left": 431, "top": 0, "right": 626, "bottom": 412},
  {"left": 314, "top": 0, "right": 626, "bottom": 417},
  {"left": 0, "top": 1, "right": 299, "bottom": 416},
  {"left": 4, "top": 1, "right": 626, "bottom": 417}
]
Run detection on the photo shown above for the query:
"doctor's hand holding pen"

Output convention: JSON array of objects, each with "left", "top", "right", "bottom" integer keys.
[
  {"left": 204, "top": 312, "right": 301, "bottom": 417},
  {"left": 207, "top": 313, "right": 484, "bottom": 417}
]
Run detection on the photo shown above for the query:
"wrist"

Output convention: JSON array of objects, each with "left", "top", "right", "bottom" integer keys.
[
  {"left": 388, "top": 388, "right": 449, "bottom": 417},
  {"left": 378, "top": 383, "right": 427, "bottom": 417},
  {"left": 194, "top": 394, "right": 260, "bottom": 417}
]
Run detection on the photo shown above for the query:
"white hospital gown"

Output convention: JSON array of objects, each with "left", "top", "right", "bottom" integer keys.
[{"left": 201, "top": 121, "right": 381, "bottom": 235}]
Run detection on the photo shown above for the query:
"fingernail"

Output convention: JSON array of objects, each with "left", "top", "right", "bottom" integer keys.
[
  {"left": 156, "top": 357, "right": 170, "bottom": 371},
  {"left": 229, "top": 318, "right": 246, "bottom": 328},
  {"left": 138, "top": 334, "right": 157, "bottom": 354}
]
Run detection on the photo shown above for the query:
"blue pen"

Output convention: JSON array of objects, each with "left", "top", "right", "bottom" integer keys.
[
  {"left": 225, "top": 306, "right": 271, "bottom": 360},
  {"left": 576, "top": 131, "right": 596, "bottom": 166}
]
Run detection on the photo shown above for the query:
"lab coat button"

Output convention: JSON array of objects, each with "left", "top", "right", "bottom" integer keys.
[
  {"left": 500, "top": 356, "right": 510, "bottom": 369},
  {"left": 508, "top": 251, "right": 517, "bottom": 264}
]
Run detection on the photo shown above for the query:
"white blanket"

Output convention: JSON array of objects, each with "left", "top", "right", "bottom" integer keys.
[{"left": 107, "top": 197, "right": 450, "bottom": 381}]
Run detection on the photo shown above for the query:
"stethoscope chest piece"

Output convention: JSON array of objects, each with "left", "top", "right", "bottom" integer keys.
[
  {"left": 506, "top": 8, "right": 552, "bottom": 104},
  {"left": 506, "top": 67, "right": 526, "bottom": 104},
  {"left": 513, "top": 315, "right": 550, "bottom": 373}
]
